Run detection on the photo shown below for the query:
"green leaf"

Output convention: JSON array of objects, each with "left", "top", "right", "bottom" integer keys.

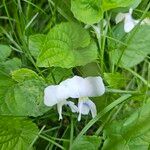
[
  {"left": 0, "top": 68, "right": 49, "bottom": 117},
  {"left": 51, "top": 0, "right": 75, "bottom": 22},
  {"left": 78, "top": 62, "right": 100, "bottom": 77},
  {"left": 37, "top": 22, "right": 97, "bottom": 68},
  {"left": 72, "top": 135, "right": 101, "bottom": 150},
  {"left": 112, "top": 25, "right": 150, "bottom": 68},
  {"left": 12, "top": 68, "right": 40, "bottom": 82},
  {"left": 104, "top": 72, "right": 126, "bottom": 88},
  {"left": 0, "top": 45, "right": 11, "bottom": 61},
  {"left": 1, "top": 58, "right": 21, "bottom": 73},
  {"left": 102, "top": 0, "right": 136, "bottom": 11},
  {"left": 102, "top": 101, "right": 150, "bottom": 150},
  {"left": 46, "top": 67, "right": 73, "bottom": 84},
  {"left": 0, "top": 116, "right": 38, "bottom": 150},
  {"left": 71, "top": 0, "right": 103, "bottom": 24},
  {"left": 29, "top": 34, "right": 46, "bottom": 59}
]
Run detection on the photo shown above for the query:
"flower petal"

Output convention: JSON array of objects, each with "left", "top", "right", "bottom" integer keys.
[
  {"left": 84, "top": 76, "right": 105, "bottom": 97},
  {"left": 115, "top": 13, "right": 125, "bottom": 24},
  {"left": 60, "top": 76, "right": 85, "bottom": 98},
  {"left": 57, "top": 100, "right": 66, "bottom": 120},
  {"left": 44, "top": 85, "right": 58, "bottom": 106},
  {"left": 78, "top": 100, "right": 90, "bottom": 121},
  {"left": 124, "top": 13, "right": 136, "bottom": 32},
  {"left": 86, "top": 99, "right": 97, "bottom": 118},
  {"left": 57, "top": 84, "right": 70, "bottom": 100},
  {"left": 77, "top": 97, "right": 97, "bottom": 121},
  {"left": 60, "top": 76, "right": 105, "bottom": 98},
  {"left": 66, "top": 101, "right": 78, "bottom": 113},
  {"left": 78, "top": 100, "right": 90, "bottom": 115},
  {"left": 92, "top": 24, "right": 101, "bottom": 38},
  {"left": 129, "top": 8, "right": 133, "bottom": 15}
]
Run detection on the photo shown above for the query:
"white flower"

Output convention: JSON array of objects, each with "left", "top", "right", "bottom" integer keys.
[
  {"left": 78, "top": 97, "right": 97, "bottom": 121},
  {"left": 85, "top": 20, "right": 107, "bottom": 39},
  {"left": 92, "top": 20, "right": 107, "bottom": 39},
  {"left": 44, "top": 85, "right": 69, "bottom": 106},
  {"left": 44, "top": 84, "right": 78, "bottom": 120},
  {"left": 60, "top": 76, "right": 105, "bottom": 98},
  {"left": 60, "top": 76, "right": 105, "bottom": 121},
  {"left": 115, "top": 8, "right": 139, "bottom": 33},
  {"left": 44, "top": 76, "right": 105, "bottom": 121}
]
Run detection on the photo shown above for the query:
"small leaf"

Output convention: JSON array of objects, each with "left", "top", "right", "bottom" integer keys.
[
  {"left": 37, "top": 22, "right": 97, "bottom": 68},
  {"left": 29, "top": 34, "right": 46, "bottom": 59},
  {"left": 72, "top": 135, "right": 101, "bottom": 150},
  {"left": 102, "top": 0, "right": 136, "bottom": 11},
  {"left": 0, "top": 68, "right": 49, "bottom": 117},
  {"left": 0, "top": 45, "right": 11, "bottom": 61},
  {"left": 12, "top": 68, "right": 40, "bottom": 82},
  {"left": 1, "top": 58, "right": 21, "bottom": 73},
  {"left": 102, "top": 100, "right": 150, "bottom": 150},
  {"left": 104, "top": 72, "right": 126, "bottom": 88},
  {"left": 71, "top": 0, "right": 103, "bottom": 24},
  {"left": 112, "top": 25, "right": 150, "bottom": 68},
  {"left": 0, "top": 116, "right": 38, "bottom": 150},
  {"left": 51, "top": 0, "right": 75, "bottom": 21},
  {"left": 46, "top": 67, "right": 73, "bottom": 84}
]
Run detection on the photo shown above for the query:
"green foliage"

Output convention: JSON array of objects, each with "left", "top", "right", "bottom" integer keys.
[
  {"left": 104, "top": 72, "right": 126, "bottom": 88},
  {"left": 0, "top": 0, "right": 150, "bottom": 149},
  {"left": 0, "top": 116, "right": 38, "bottom": 150},
  {"left": 12, "top": 68, "right": 40, "bottom": 82},
  {"left": 0, "top": 45, "right": 11, "bottom": 61},
  {"left": 71, "top": 0, "right": 103, "bottom": 24},
  {"left": 102, "top": 101, "right": 150, "bottom": 150},
  {"left": 46, "top": 67, "right": 73, "bottom": 84},
  {"left": 29, "top": 34, "right": 46, "bottom": 59},
  {"left": 112, "top": 25, "right": 150, "bottom": 68},
  {"left": 72, "top": 135, "right": 101, "bottom": 150},
  {"left": 0, "top": 45, "right": 21, "bottom": 73},
  {"left": 37, "top": 22, "right": 97, "bottom": 68},
  {"left": 0, "top": 69, "right": 49, "bottom": 117},
  {"left": 102, "top": 0, "right": 136, "bottom": 10},
  {"left": 51, "top": 0, "right": 75, "bottom": 21},
  {"left": 1, "top": 58, "right": 21, "bottom": 73}
]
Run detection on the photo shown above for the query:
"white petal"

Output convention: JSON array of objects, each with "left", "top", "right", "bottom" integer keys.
[
  {"left": 57, "top": 100, "right": 66, "bottom": 120},
  {"left": 77, "top": 97, "right": 97, "bottom": 121},
  {"left": 57, "top": 84, "right": 70, "bottom": 100},
  {"left": 84, "top": 76, "right": 105, "bottom": 97},
  {"left": 60, "top": 76, "right": 85, "bottom": 98},
  {"left": 78, "top": 100, "right": 90, "bottom": 121},
  {"left": 78, "top": 100, "right": 90, "bottom": 115},
  {"left": 124, "top": 14, "right": 136, "bottom": 32},
  {"left": 92, "top": 25, "right": 101, "bottom": 38},
  {"left": 44, "top": 86, "right": 58, "bottom": 106},
  {"left": 66, "top": 101, "right": 78, "bottom": 113},
  {"left": 86, "top": 99, "right": 97, "bottom": 118},
  {"left": 60, "top": 76, "right": 105, "bottom": 99},
  {"left": 115, "top": 13, "right": 125, "bottom": 24},
  {"left": 129, "top": 8, "right": 133, "bottom": 15}
]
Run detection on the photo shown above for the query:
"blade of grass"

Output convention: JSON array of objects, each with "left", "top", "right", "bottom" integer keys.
[
  {"left": 72, "top": 94, "right": 131, "bottom": 146},
  {"left": 69, "top": 117, "right": 74, "bottom": 150},
  {"left": 39, "top": 135, "right": 65, "bottom": 150},
  {"left": 29, "top": 125, "right": 46, "bottom": 149},
  {"left": 126, "top": 68, "right": 150, "bottom": 88}
]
